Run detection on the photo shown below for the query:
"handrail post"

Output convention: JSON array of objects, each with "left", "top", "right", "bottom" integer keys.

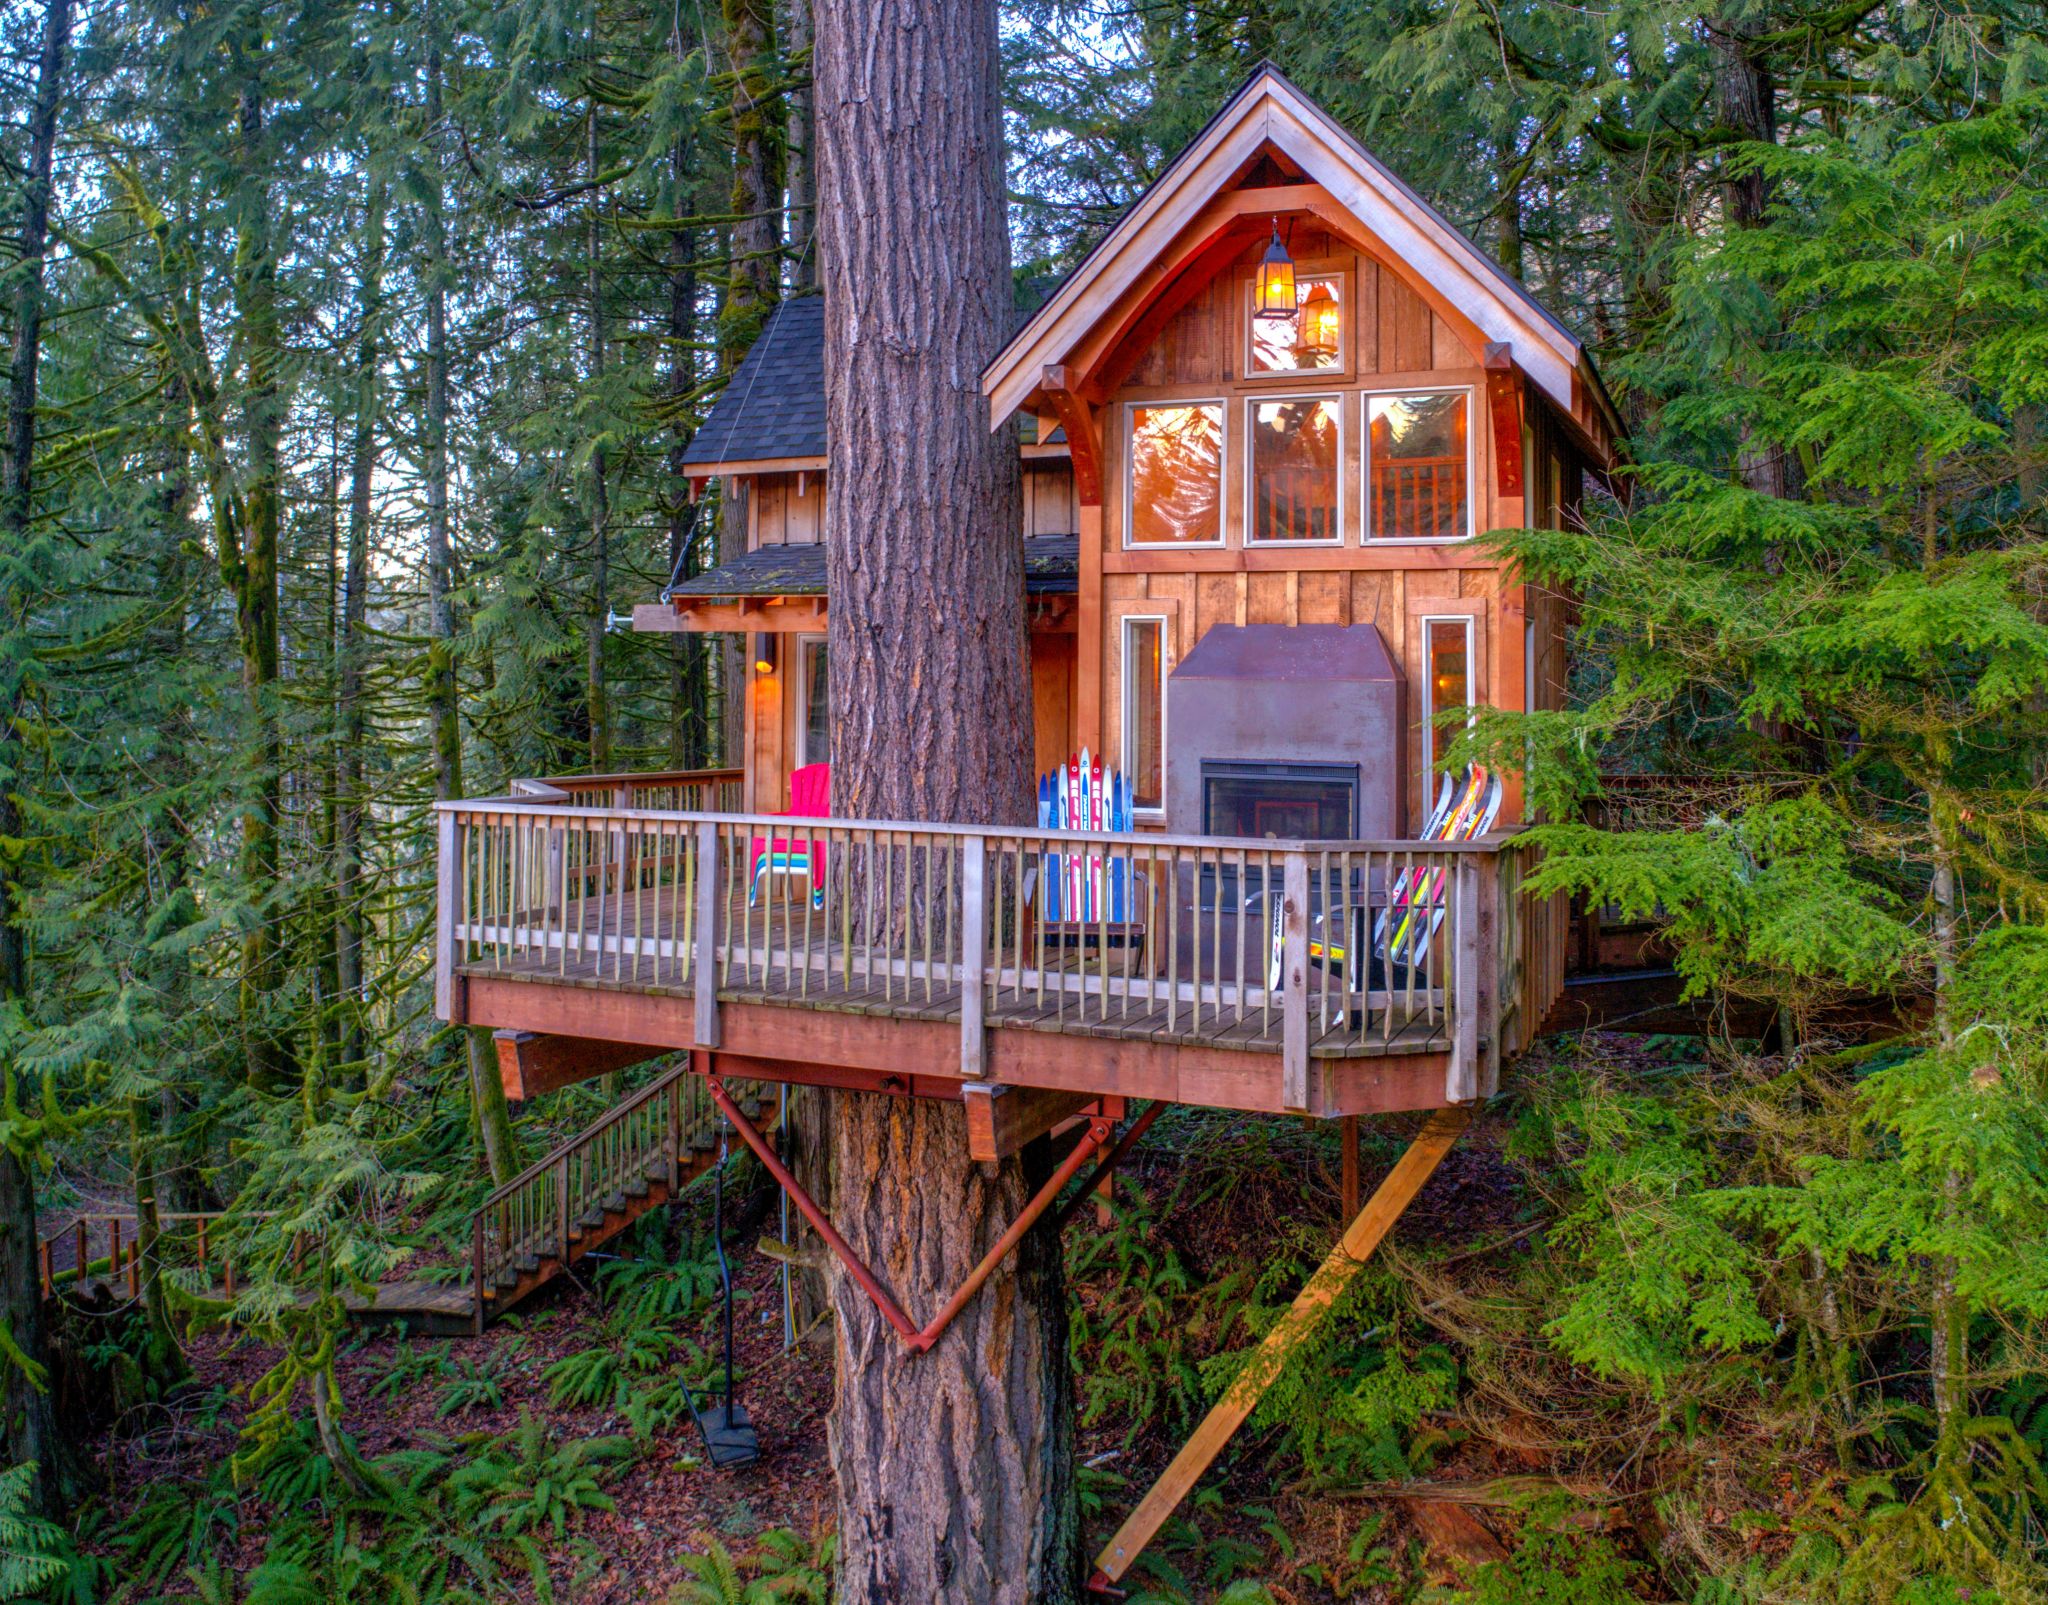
[
  {"left": 1448, "top": 856, "right": 1481, "bottom": 1103},
  {"left": 471, "top": 1213, "right": 486, "bottom": 1337},
  {"left": 666, "top": 1077, "right": 681, "bottom": 1189},
  {"left": 1281, "top": 852, "right": 1310, "bottom": 1112},
  {"left": 960, "top": 835, "right": 987, "bottom": 1079},
  {"left": 436, "top": 810, "right": 461, "bottom": 1024},
  {"left": 694, "top": 820, "right": 722, "bottom": 1048},
  {"left": 557, "top": 1159, "right": 571, "bottom": 1262}
]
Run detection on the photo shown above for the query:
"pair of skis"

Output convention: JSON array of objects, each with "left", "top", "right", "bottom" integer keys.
[
  {"left": 1373, "top": 765, "right": 1502, "bottom": 966},
  {"left": 1036, "top": 749, "right": 1132, "bottom": 923}
]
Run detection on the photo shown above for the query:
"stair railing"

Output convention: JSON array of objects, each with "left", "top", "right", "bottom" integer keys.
[{"left": 469, "top": 1064, "right": 754, "bottom": 1332}]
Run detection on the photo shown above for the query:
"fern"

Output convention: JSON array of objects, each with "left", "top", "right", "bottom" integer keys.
[{"left": 0, "top": 1465, "right": 67, "bottom": 1602}]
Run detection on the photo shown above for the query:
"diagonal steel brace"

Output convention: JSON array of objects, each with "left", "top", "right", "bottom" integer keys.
[{"left": 708, "top": 1076, "right": 1113, "bottom": 1355}]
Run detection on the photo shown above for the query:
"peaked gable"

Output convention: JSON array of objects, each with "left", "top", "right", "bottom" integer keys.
[{"left": 984, "top": 65, "right": 1618, "bottom": 462}]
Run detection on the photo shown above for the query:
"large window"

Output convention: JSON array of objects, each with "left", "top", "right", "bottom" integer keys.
[
  {"left": 1248, "top": 395, "right": 1342, "bottom": 543},
  {"left": 1121, "top": 617, "right": 1165, "bottom": 812},
  {"left": 1368, "top": 391, "right": 1470, "bottom": 541},
  {"left": 1421, "top": 616, "right": 1474, "bottom": 774},
  {"left": 798, "top": 636, "right": 830, "bottom": 768},
  {"left": 1127, "top": 402, "right": 1224, "bottom": 546},
  {"left": 1247, "top": 274, "right": 1345, "bottom": 374}
]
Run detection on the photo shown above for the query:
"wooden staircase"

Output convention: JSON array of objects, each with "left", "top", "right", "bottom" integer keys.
[{"left": 467, "top": 1063, "right": 777, "bottom": 1334}]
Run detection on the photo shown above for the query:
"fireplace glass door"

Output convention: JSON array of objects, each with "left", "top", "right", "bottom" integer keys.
[{"left": 1203, "top": 762, "right": 1359, "bottom": 841}]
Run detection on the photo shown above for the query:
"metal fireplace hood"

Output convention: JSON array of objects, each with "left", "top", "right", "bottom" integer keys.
[{"left": 1165, "top": 623, "right": 1407, "bottom": 839}]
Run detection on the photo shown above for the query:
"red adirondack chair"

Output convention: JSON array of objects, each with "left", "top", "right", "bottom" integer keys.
[{"left": 750, "top": 763, "right": 830, "bottom": 908}]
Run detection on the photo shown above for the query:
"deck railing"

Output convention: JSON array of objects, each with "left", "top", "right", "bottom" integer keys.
[
  {"left": 469, "top": 1063, "right": 769, "bottom": 1328},
  {"left": 38, "top": 1210, "right": 286, "bottom": 1303},
  {"left": 438, "top": 792, "right": 1525, "bottom": 1108}
]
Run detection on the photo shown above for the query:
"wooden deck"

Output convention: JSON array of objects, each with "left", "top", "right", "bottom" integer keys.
[{"left": 438, "top": 791, "right": 1552, "bottom": 1116}]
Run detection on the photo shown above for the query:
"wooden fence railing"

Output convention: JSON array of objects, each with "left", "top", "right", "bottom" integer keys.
[
  {"left": 37, "top": 1210, "right": 284, "bottom": 1302},
  {"left": 438, "top": 793, "right": 1528, "bottom": 1108},
  {"left": 512, "top": 767, "right": 744, "bottom": 814}
]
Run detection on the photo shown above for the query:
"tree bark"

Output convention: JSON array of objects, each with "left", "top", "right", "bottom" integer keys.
[
  {"left": 422, "top": 0, "right": 518, "bottom": 1181},
  {"left": 337, "top": 176, "right": 381, "bottom": 1074},
  {"left": 781, "top": 0, "right": 817, "bottom": 287},
  {"left": 813, "top": 3, "right": 1066, "bottom": 1599},
  {"left": 229, "top": 35, "right": 293, "bottom": 1091},
  {"left": 585, "top": 90, "right": 612, "bottom": 770},
  {"left": 0, "top": 2, "right": 77, "bottom": 1517}
]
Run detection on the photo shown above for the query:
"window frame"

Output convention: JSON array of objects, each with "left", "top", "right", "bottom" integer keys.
[
  {"left": 1120, "top": 613, "right": 1169, "bottom": 817},
  {"left": 1418, "top": 613, "right": 1477, "bottom": 778},
  {"left": 796, "top": 633, "right": 830, "bottom": 770},
  {"left": 1240, "top": 267, "right": 1354, "bottom": 383},
  {"left": 1362, "top": 385, "right": 1477, "bottom": 545},
  {"left": 1122, "top": 397, "right": 1229, "bottom": 551},
  {"left": 1242, "top": 389, "right": 1347, "bottom": 547}
]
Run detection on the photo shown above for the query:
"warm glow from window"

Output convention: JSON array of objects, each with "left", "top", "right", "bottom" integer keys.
[
  {"left": 1250, "top": 276, "right": 1342, "bottom": 373},
  {"left": 1424, "top": 618, "right": 1472, "bottom": 772},
  {"left": 1128, "top": 403, "right": 1223, "bottom": 545},
  {"left": 1122, "top": 618, "right": 1164, "bottom": 811},
  {"left": 1249, "top": 396, "right": 1341, "bottom": 543},
  {"left": 1368, "top": 391, "right": 1469, "bottom": 540}
]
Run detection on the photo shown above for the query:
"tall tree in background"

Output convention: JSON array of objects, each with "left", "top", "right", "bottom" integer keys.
[
  {"left": 814, "top": 2, "right": 1066, "bottom": 1600},
  {"left": 0, "top": 0, "right": 78, "bottom": 1520}
]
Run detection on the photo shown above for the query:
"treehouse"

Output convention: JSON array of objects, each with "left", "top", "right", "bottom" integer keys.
[
  {"left": 438, "top": 65, "right": 1621, "bottom": 1133},
  {"left": 432, "top": 65, "right": 1625, "bottom": 1585}
]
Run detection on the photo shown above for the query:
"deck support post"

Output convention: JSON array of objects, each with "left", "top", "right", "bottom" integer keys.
[
  {"left": 1280, "top": 852, "right": 1311, "bottom": 1112},
  {"left": 1340, "top": 1113, "right": 1360, "bottom": 1218},
  {"left": 960, "top": 834, "right": 987, "bottom": 1077},
  {"left": 1447, "top": 858, "right": 1482, "bottom": 1103},
  {"left": 436, "top": 811, "right": 460, "bottom": 1023},
  {"left": 1087, "top": 1105, "right": 1471, "bottom": 1593},
  {"left": 694, "top": 820, "right": 722, "bottom": 1048}
]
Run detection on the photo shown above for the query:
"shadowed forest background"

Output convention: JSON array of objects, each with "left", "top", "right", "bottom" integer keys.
[{"left": 3, "top": 0, "right": 2048, "bottom": 1600}]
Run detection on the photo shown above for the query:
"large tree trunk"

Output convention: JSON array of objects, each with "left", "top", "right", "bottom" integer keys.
[
  {"left": 813, "top": 3, "right": 1068, "bottom": 1600},
  {"left": 337, "top": 176, "right": 381, "bottom": 1074},
  {"left": 230, "top": 44, "right": 292, "bottom": 1091},
  {"left": 585, "top": 92, "right": 611, "bottom": 771},
  {"left": 780, "top": 0, "right": 816, "bottom": 288},
  {"left": 422, "top": 1, "right": 518, "bottom": 1181}
]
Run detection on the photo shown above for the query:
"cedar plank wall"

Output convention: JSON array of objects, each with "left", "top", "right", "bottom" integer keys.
[
  {"left": 739, "top": 460, "right": 1080, "bottom": 811},
  {"left": 1101, "top": 227, "right": 1521, "bottom": 830}
]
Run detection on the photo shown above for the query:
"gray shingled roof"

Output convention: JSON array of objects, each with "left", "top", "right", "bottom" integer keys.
[
  {"left": 681, "top": 286, "right": 1064, "bottom": 470},
  {"left": 681, "top": 298, "right": 829, "bottom": 467},
  {"left": 670, "top": 535, "right": 1078, "bottom": 599}
]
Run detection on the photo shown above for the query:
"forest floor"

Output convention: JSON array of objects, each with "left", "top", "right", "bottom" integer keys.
[{"left": 60, "top": 1045, "right": 1679, "bottom": 1603}]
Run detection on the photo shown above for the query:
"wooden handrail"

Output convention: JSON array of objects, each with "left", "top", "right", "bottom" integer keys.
[
  {"left": 435, "top": 795, "right": 1517, "bottom": 859},
  {"left": 476, "top": 1058, "right": 695, "bottom": 1212}
]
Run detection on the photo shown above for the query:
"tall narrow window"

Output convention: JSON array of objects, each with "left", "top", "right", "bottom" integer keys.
[
  {"left": 1368, "top": 391, "right": 1470, "bottom": 540},
  {"left": 1122, "top": 617, "right": 1164, "bottom": 812},
  {"left": 1127, "top": 403, "right": 1223, "bottom": 546},
  {"left": 1248, "top": 275, "right": 1343, "bottom": 373},
  {"left": 799, "top": 637, "right": 830, "bottom": 767},
  {"left": 1422, "top": 617, "right": 1473, "bottom": 774},
  {"left": 1249, "top": 395, "right": 1341, "bottom": 543}
]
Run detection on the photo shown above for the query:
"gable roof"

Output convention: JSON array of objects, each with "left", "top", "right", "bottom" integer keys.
[
  {"left": 683, "top": 283, "right": 1073, "bottom": 475},
  {"left": 668, "top": 534, "right": 1080, "bottom": 600},
  {"left": 680, "top": 297, "right": 828, "bottom": 469},
  {"left": 984, "top": 63, "right": 1620, "bottom": 455}
]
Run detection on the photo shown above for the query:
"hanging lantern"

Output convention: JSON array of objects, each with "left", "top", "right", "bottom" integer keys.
[
  {"left": 1297, "top": 279, "right": 1339, "bottom": 356},
  {"left": 1252, "top": 220, "right": 1296, "bottom": 320},
  {"left": 753, "top": 633, "right": 776, "bottom": 675}
]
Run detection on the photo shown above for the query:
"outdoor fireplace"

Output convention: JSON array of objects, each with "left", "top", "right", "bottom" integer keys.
[
  {"left": 1202, "top": 761, "right": 1359, "bottom": 840},
  {"left": 1166, "top": 623, "right": 1405, "bottom": 841}
]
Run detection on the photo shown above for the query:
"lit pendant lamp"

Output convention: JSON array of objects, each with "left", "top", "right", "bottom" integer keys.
[
  {"left": 753, "top": 633, "right": 776, "bottom": 675},
  {"left": 1252, "top": 219, "right": 1296, "bottom": 320},
  {"left": 1297, "top": 280, "right": 1339, "bottom": 357}
]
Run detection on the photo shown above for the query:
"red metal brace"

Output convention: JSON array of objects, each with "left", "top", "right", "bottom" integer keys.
[{"left": 708, "top": 1076, "right": 1115, "bottom": 1355}]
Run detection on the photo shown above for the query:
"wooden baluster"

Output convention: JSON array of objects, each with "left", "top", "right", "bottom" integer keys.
[
  {"left": 39, "top": 1236, "right": 52, "bottom": 1299},
  {"left": 109, "top": 1218, "right": 123, "bottom": 1295},
  {"left": 1282, "top": 850, "right": 1310, "bottom": 1111},
  {"left": 960, "top": 836, "right": 986, "bottom": 1079}
]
